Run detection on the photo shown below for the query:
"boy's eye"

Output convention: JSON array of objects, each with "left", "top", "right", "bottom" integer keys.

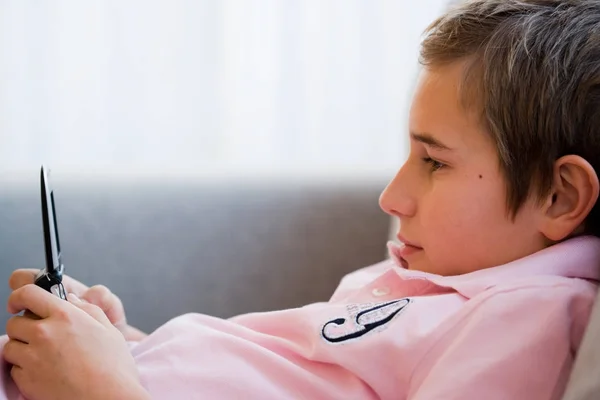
[{"left": 422, "top": 157, "right": 445, "bottom": 172}]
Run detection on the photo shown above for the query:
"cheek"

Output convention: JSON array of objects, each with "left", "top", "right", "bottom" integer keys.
[{"left": 419, "top": 178, "right": 507, "bottom": 250}]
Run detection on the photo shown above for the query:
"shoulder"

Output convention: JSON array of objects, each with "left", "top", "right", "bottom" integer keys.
[
  {"left": 410, "top": 277, "right": 598, "bottom": 372},
  {"left": 454, "top": 277, "right": 598, "bottom": 349},
  {"left": 408, "top": 277, "right": 599, "bottom": 399},
  {"left": 481, "top": 276, "right": 597, "bottom": 309},
  {"left": 466, "top": 276, "right": 597, "bottom": 320}
]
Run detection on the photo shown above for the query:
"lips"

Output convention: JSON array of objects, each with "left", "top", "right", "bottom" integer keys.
[
  {"left": 398, "top": 243, "right": 423, "bottom": 257},
  {"left": 388, "top": 235, "right": 423, "bottom": 269},
  {"left": 396, "top": 234, "right": 421, "bottom": 249}
]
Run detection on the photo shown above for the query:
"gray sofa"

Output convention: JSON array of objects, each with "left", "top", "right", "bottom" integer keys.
[{"left": 0, "top": 172, "right": 391, "bottom": 333}]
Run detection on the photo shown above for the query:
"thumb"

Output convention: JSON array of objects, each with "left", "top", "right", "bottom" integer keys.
[{"left": 67, "top": 293, "right": 112, "bottom": 327}]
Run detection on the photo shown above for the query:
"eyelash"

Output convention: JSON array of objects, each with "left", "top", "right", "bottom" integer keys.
[{"left": 422, "top": 157, "right": 445, "bottom": 172}]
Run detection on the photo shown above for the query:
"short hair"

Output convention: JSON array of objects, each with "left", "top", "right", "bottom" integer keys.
[{"left": 420, "top": 0, "right": 600, "bottom": 236}]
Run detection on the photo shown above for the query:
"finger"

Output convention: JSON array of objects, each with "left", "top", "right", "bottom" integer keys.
[
  {"left": 7, "top": 285, "right": 63, "bottom": 318},
  {"left": 9, "top": 269, "right": 89, "bottom": 297},
  {"left": 22, "top": 310, "right": 41, "bottom": 321},
  {"left": 60, "top": 275, "right": 89, "bottom": 296},
  {"left": 81, "top": 285, "right": 126, "bottom": 325},
  {"left": 67, "top": 293, "right": 112, "bottom": 327},
  {"left": 2, "top": 339, "right": 29, "bottom": 368},
  {"left": 8, "top": 269, "right": 37, "bottom": 290},
  {"left": 5, "top": 316, "right": 38, "bottom": 343}
]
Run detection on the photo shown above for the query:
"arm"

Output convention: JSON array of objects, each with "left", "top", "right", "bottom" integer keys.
[{"left": 408, "top": 283, "right": 595, "bottom": 400}]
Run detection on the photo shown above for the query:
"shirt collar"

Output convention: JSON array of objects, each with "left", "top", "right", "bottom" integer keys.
[{"left": 387, "top": 235, "right": 600, "bottom": 298}]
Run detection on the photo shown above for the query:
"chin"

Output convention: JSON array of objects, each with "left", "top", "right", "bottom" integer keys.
[
  {"left": 410, "top": 261, "right": 453, "bottom": 276},
  {"left": 405, "top": 260, "right": 433, "bottom": 274}
]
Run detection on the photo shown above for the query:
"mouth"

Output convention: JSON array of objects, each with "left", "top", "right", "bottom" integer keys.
[
  {"left": 389, "top": 235, "right": 423, "bottom": 268},
  {"left": 396, "top": 234, "right": 422, "bottom": 249}
]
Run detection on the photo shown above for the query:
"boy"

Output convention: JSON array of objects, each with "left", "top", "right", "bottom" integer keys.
[{"left": 4, "top": 0, "right": 600, "bottom": 398}]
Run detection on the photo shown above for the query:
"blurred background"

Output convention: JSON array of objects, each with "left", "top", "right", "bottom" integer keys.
[
  {"left": 0, "top": 0, "right": 449, "bottom": 332},
  {"left": 0, "top": 0, "right": 447, "bottom": 179}
]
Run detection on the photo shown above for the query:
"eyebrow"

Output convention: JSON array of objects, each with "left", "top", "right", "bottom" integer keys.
[{"left": 410, "top": 132, "right": 453, "bottom": 151}]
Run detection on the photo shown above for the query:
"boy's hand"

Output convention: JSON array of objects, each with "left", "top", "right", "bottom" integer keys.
[
  {"left": 9, "top": 269, "right": 147, "bottom": 341},
  {"left": 3, "top": 285, "right": 150, "bottom": 400}
]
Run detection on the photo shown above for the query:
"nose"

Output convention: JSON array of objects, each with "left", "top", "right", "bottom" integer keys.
[{"left": 379, "top": 165, "right": 417, "bottom": 218}]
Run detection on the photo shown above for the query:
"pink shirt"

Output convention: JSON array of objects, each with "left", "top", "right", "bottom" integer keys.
[{"left": 2, "top": 236, "right": 600, "bottom": 399}]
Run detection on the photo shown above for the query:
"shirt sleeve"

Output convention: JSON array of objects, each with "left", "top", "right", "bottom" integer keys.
[{"left": 408, "top": 282, "right": 596, "bottom": 400}]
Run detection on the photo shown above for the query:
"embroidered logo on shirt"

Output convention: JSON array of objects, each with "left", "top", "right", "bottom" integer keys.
[{"left": 321, "top": 298, "right": 411, "bottom": 343}]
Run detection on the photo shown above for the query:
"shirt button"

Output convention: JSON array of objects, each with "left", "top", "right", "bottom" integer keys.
[{"left": 372, "top": 287, "right": 391, "bottom": 297}]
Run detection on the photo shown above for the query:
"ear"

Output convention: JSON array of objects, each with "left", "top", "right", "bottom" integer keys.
[{"left": 539, "top": 155, "right": 599, "bottom": 241}]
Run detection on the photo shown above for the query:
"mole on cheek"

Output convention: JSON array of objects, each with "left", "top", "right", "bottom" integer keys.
[{"left": 479, "top": 175, "right": 483, "bottom": 179}]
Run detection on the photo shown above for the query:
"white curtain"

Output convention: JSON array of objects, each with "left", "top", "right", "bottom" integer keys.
[{"left": 0, "top": 1, "right": 446, "bottom": 179}]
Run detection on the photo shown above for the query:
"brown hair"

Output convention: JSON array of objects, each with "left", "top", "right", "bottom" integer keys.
[{"left": 421, "top": 0, "right": 600, "bottom": 236}]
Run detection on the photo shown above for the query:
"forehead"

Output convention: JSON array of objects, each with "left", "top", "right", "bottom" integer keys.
[{"left": 409, "top": 62, "right": 493, "bottom": 154}]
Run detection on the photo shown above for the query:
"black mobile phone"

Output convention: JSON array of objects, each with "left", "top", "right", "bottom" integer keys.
[{"left": 34, "top": 166, "right": 67, "bottom": 300}]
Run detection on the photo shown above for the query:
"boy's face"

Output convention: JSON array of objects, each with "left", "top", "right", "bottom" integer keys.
[{"left": 380, "top": 61, "right": 548, "bottom": 276}]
